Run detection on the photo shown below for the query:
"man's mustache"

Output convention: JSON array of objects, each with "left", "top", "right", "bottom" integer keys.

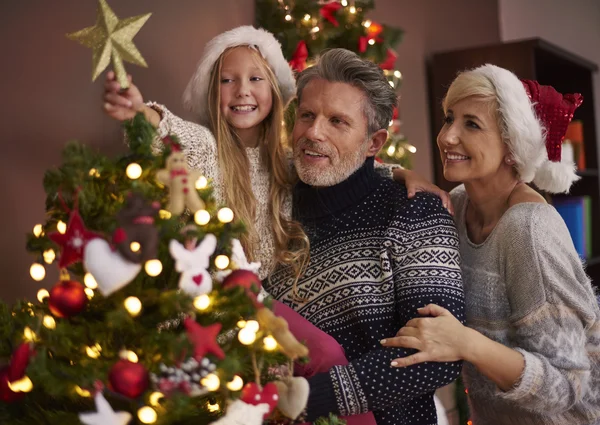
[{"left": 294, "top": 138, "right": 335, "bottom": 158}]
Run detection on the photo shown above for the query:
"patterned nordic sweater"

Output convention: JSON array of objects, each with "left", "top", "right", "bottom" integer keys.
[
  {"left": 451, "top": 185, "right": 600, "bottom": 425},
  {"left": 264, "top": 158, "right": 465, "bottom": 425}
]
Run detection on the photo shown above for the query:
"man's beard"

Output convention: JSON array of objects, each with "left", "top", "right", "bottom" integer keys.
[{"left": 293, "top": 138, "right": 369, "bottom": 187}]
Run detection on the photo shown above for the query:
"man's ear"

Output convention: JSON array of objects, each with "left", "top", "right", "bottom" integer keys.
[{"left": 365, "top": 129, "right": 389, "bottom": 157}]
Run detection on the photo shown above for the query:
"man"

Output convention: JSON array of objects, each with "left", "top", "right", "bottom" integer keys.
[{"left": 264, "top": 48, "right": 464, "bottom": 424}]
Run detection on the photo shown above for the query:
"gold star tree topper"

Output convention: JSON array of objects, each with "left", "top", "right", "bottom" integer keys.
[{"left": 67, "top": 0, "right": 151, "bottom": 89}]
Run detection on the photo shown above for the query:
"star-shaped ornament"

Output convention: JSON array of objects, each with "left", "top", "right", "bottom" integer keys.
[
  {"left": 184, "top": 318, "right": 225, "bottom": 361},
  {"left": 79, "top": 392, "right": 132, "bottom": 425},
  {"left": 49, "top": 211, "right": 102, "bottom": 268},
  {"left": 67, "top": 0, "right": 151, "bottom": 89}
]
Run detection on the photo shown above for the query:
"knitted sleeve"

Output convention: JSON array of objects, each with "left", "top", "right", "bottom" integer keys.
[
  {"left": 305, "top": 194, "right": 465, "bottom": 420},
  {"left": 146, "top": 102, "right": 217, "bottom": 172},
  {"left": 494, "top": 203, "right": 600, "bottom": 413}
]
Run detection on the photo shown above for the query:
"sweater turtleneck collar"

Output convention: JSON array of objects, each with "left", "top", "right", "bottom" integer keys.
[{"left": 293, "top": 156, "right": 378, "bottom": 220}]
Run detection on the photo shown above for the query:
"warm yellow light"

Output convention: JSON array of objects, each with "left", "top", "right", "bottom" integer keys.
[
  {"left": 394, "top": 70, "right": 402, "bottom": 79},
  {"left": 37, "top": 288, "right": 50, "bottom": 303},
  {"left": 226, "top": 375, "right": 244, "bottom": 391},
  {"left": 30, "top": 263, "right": 46, "bottom": 281},
  {"left": 238, "top": 328, "right": 257, "bottom": 345},
  {"left": 311, "top": 26, "right": 320, "bottom": 33},
  {"left": 215, "top": 255, "right": 230, "bottom": 270},
  {"left": 137, "top": 406, "right": 157, "bottom": 424},
  {"left": 363, "top": 19, "right": 372, "bottom": 27},
  {"left": 195, "top": 176, "right": 208, "bottom": 190},
  {"left": 217, "top": 207, "right": 234, "bottom": 223},
  {"left": 341, "top": 0, "right": 348, "bottom": 5},
  {"left": 389, "top": 81, "right": 395, "bottom": 88},
  {"left": 120, "top": 349, "right": 138, "bottom": 363},
  {"left": 237, "top": 320, "right": 247, "bottom": 328},
  {"left": 263, "top": 336, "right": 278, "bottom": 351},
  {"left": 8, "top": 376, "right": 33, "bottom": 393},
  {"left": 57, "top": 221, "right": 67, "bottom": 234},
  {"left": 89, "top": 168, "right": 97, "bottom": 177},
  {"left": 124, "top": 296, "right": 142, "bottom": 316},
  {"left": 201, "top": 374, "right": 221, "bottom": 391},
  {"left": 285, "top": 14, "right": 292, "bottom": 21},
  {"left": 130, "top": 241, "right": 141, "bottom": 252},
  {"left": 126, "top": 163, "right": 143, "bottom": 180},
  {"left": 207, "top": 401, "right": 220, "bottom": 412},
  {"left": 33, "top": 224, "right": 44, "bottom": 237},
  {"left": 75, "top": 385, "right": 91, "bottom": 397},
  {"left": 159, "top": 209, "right": 172, "bottom": 220},
  {"left": 85, "top": 288, "right": 94, "bottom": 299},
  {"left": 86, "top": 345, "right": 101, "bottom": 359},
  {"left": 349, "top": 5, "right": 357, "bottom": 13},
  {"left": 145, "top": 259, "right": 163, "bottom": 277},
  {"left": 194, "top": 210, "right": 211, "bottom": 225},
  {"left": 149, "top": 391, "right": 164, "bottom": 407},
  {"left": 407, "top": 145, "right": 417, "bottom": 153},
  {"left": 23, "top": 327, "right": 37, "bottom": 342},
  {"left": 387, "top": 145, "right": 396, "bottom": 156},
  {"left": 245, "top": 320, "right": 259, "bottom": 332},
  {"left": 84, "top": 273, "right": 98, "bottom": 289},
  {"left": 193, "top": 294, "right": 211, "bottom": 311},
  {"left": 43, "top": 315, "right": 56, "bottom": 329},
  {"left": 368, "top": 38, "right": 376, "bottom": 46},
  {"left": 42, "top": 249, "right": 56, "bottom": 264},
  {"left": 303, "top": 14, "right": 311, "bottom": 21}
]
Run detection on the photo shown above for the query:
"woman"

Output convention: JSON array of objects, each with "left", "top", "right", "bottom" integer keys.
[{"left": 382, "top": 64, "right": 600, "bottom": 424}]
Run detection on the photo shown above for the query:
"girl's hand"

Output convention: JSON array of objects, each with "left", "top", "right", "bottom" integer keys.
[
  {"left": 380, "top": 304, "right": 467, "bottom": 367},
  {"left": 394, "top": 169, "right": 454, "bottom": 215},
  {"left": 103, "top": 71, "right": 145, "bottom": 121}
]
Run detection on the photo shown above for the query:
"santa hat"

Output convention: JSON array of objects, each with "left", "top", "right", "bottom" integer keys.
[
  {"left": 182, "top": 26, "right": 296, "bottom": 127},
  {"left": 473, "top": 64, "right": 583, "bottom": 194}
]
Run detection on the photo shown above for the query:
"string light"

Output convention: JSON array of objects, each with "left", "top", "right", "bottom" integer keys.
[
  {"left": 88, "top": 168, "right": 97, "bottom": 177},
  {"left": 310, "top": 26, "right": 320, "bottom": 33},
  {"left": 195, "top": 176, "right": 208, "bottom": 189},
  {"left": 126, "top": 163, "right": 143, "bottom": 179},
  {"left": 75, "top": 385, "right": 91, "bottom": 397},
  {"left": 193, "top": 294, "right": 211, "bottom": 311},
  {"left": 226, "top": 375, "right": 244, "bottom": 391},
  {"left": 194, "top": 210, "right": 211, "bottom": 225},
  {"left": 341, "top": 0, "right": 348, "bottom": 5},
  {"left": 387, "top": 145, "right": 396, "bottom": 156},
  {"left": 145, "top": 259, "right": 163, "bottom": 276},
  {"left": 30, "top": 263, "right": 46, "bottom": 281},
  {"left": 85, "top": 288, "right": 94, "bottom": 299},
  {"left": 84, "top": 273, "right": 98, "bottom": 289},
  {"left": 349, "top": 6, "right": 357, "bottom": 13},
  {"left": 217, "top": 207, "right": 234, "bottom": 223},
  {"left": 43, "top": 249, "right": 56, "bottom": 264},
  {"left": 159, "top": 209, "right": 172, "bottom": 219},
  {"left": 394, "top": 70, "right": 402, "bottom": 78},
  {"left": 137, "top": 406, "right": 157, "bottom": 424},
  {"left": 130, "top": 241, "right": 141, "bottom": 252},
  {"left": 201, "top": 374, "right": 221, "bottom": 391},
  {"left": 43, "top": 315, "right": 56, "bottom": 330},
  {"left": 238, "top": 327, "right": 257, "bottom": 345},
  {"left": 33, "top": 224, "right": 44, "bottom": 237},
  {"left": 237, "top": 320, "right": 247, "bottom": 328},
  {"left": 37, "top": 289, "right": 50, "bottom": 302},
  {"left": 8, "top": 376, "right": 33, "bottom": 393},
  {"left": 363, "top": 19, "right": 372, "bottom": 27},
  {"left": 86, "top": 344, "right": 102, "bottom": 359},
  {"left": 263, "top": 336, "right": 278, "bottom": 351},
  {"left": 149, "top": 392, "right": 164, "bottom": 407},
  {"left": 407, "top": 145, "right": 417, "bottom": 153},
  {"left": 214, "top": 255, "right": 230, "bottom": 270},
  {"left": 207, "top": 401, "right": 220, "bottom": 412},
  {"left": 124, "top": 296, "right": 142, "bottom": 316},
  {"left": 284, "top": 14, "right": 292, "bottom": 21},
  {"left": 120, "top": 349, "right": 138, "bottom": 363},
  {"left": 389, "top": 81, "right": 395, "bottom": 88},
  {"left": 245, "top": 320, "right": 259, "bottom": 332},
  {"left": 368, "top": 38, "right": 376, "bottom": 46},
  {"left": 303, "top": 14, "right": 311, "bottom": 21},
  {"left": 57, "top": 221, "right": 67, "bottom": 234},
  {"left": 23, "top": 327, "right": 37, "bottom": 342}
]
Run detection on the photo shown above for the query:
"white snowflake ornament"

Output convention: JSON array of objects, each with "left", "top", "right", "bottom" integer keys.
[{"left": 79, "top": 392, "right": 132, "bottom": 425}]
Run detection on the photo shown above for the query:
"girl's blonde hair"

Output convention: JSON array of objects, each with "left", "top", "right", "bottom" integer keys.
[{"left": 206, "top": 46, "right": 309, "bottom": 280}]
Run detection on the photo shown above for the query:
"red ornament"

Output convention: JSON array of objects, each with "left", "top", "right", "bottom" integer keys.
[
  {"left": 366, "top": 22, "right": 383, "bottom": 38},
  {"left": 48, "top": 280, "right": 88, "bottom": 318},
  {"left": 0, "top": 368, "right": 25, "bottom": 403},
  {"left": 108, "top": 360, "right": 149, "bottom": 399},
  {"left": 223, "top": 269, "right": 262, "bottom": 292},
  {"left": 289, "top": 41, "right": 309, "bottom": 72},
  {"left": 240, "top": 382, "right": 279, "bottom": 418},
  {"left": 379, "top": 49, "right": 398, "bottom": 70},
  {"left": 319, "top": 1, "right": 342, "bottom": 26},
  {"left": 0, "top": 344, "right": 34, "bottom": 403},
  {"left": 184, "top": 318, "right": 225, "bottom": 361},
  {"left": 48, "top": 211, "right": 102, "bottom": 268}
]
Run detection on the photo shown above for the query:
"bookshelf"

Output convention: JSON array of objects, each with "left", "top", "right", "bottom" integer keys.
[{"left": 427, "top": 38, "right": 600, "bottom": 289}]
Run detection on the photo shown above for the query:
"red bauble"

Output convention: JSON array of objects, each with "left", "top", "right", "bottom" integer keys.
[
  {"left": 223, "top": 269, "right": 262, "bottom": 293},
  {"left": 0, "top": 367, "right": 25, "bottom": 403},
  {"left": 48, "top": 280, "right": 88, "bottom": 318},
  {"left": 108, "top": 360, "right": 149, "bottom": 399},
  {"left": 240, "top": 382, "right": 279, "bottom": 418}
]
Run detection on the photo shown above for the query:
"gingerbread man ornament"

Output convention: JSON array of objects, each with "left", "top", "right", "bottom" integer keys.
[{"left": 156, "top": 148, "right": 205, "bottom": 215}]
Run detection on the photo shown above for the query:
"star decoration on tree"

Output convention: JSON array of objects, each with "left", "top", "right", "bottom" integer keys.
[
  {"left": 184, "top": 318, "right": 225, "bottom": 361},
  {"left": 79, "top": 392, "right": 132, "bottom": 425},
  {"left": 49, "top": 211, "right": 102, "bottom": 268},
  {"left": 67, "top": 0, "right": 151, "bottom": 89}
]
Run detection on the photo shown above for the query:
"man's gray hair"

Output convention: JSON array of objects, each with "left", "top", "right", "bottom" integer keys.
[{"left": 296, "top": 48, "right": 398, "bottom": 135}]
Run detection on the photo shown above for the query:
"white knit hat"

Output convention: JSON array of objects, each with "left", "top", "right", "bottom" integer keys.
[
  {"left": 182, "top": 26, "right": 296, "bottom": 127},
  {"left": 472, "top": 64, "right": 582, "bottom": 194}
]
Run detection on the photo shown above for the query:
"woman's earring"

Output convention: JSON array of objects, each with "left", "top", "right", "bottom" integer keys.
[{"left": 505, "top": 156, "right": 514, "bottom": 165}]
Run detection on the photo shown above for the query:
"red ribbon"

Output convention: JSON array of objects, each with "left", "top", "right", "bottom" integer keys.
[
  {"left": 289, "top": 41, "right": 309, "bottom": 72},
  {"left": 379, "top": 49, "right": 398, "bottom": 70},
  {"left": 320, "top": 1, "right": 342, "bottom": 26}
]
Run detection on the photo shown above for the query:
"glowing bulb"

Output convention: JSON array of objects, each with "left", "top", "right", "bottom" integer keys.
[
  {"left": 237, "top": 320, "right": 247, "bottom": 328},
  {"left": 57, "top": 221, "right": 67, "bottom": 234},
  {"left": 126, "top": 163, "right": 143, "bottom": 179},
  {"left": 37, "top": 289, "right": 50, "bottom": 303},
  {"left": 43, "top": 249, "right": 56, "bottom": 264},
  {"left": 201, "top": 373, "right": 221, "bottom": 391},
  {"left": 285, "top": 14, "right": 292, "bottom": 21},
  {"left": 368, "top": 38, "right": 376, "bottom": 46},
  {"left": 85, "top": 288, "right": 95, "bottom": 299},
  {"left": 43, "top": 315, "right": 56, "bottom": 329},
  {"left": 8, "top": 376, "right": 33, "bottom": 393},
  {"left": 311, "top": 26, "right": 320, "bottom": 33},
  {"left": 75, "top": 385, "right": 91, "bottom": 397},
  {"left": 363, "top": 19, "right": 372, "bottom": 27},
  {"left": 407, "top": 145, "right": 417, "bottom": 153},
  {"left": 341, "top": 0, "right": 348, "bottom": 5},
  {"left": 303, "top": 14, "right": 311, "bottom": 21},
  {"left": 194, "top": 209, "right": 211, "bottom": 225},
  {"left": 159, "top": 209, "right": 172, "bottom": 219},
  {"left": 120, "top": 349, "right": 138, "bottom": 363},
  {"left": 208, "top": 402, "right": 220, "bottom": 412},
  {"left": 137, "top": 406, "right": 157, "bottom": 424},
  {"left": 217, "top": 207, "right": 234, "bottom": 223},
  {"left": 195, "top": 175, "right": 208, "bottom": 190},
  {"left": 86, "top": 345, "right": 101, "bottom": 359},
  {"left": 226, "top": 375, "right": 244, "bottom": 391},
  {"left": 89, "top": 168, "right": 97, "bottom": 177},
  {"left": 84, "top": 273, "right": 98, "bottom": 289},
  {"left": 263, "top": 335, "right": 278, "bottom": 351},
  {"left": 245, "top": 320, "right": 259, "bottom": 332},
  {"left": 389, "top": 119, "right": 394, "bottom": 127},
  {"left": 238, "top": 328, "right": 257, "bottom": 345},
  {"left": 23, "top": 327, "right": 37, "bottom": 342},
  {"left": 124, "top": 296, "right": 142, "bottom": 316},
  {"left": 214, "top": 255, "right": 230, "bottom": 270},
  {"left": 389, "top": 81, "right": 395, "bottom": 88},
  {"left": 387, "top": 145, "right": 396, "bottom": 156},
  {"left": 149, "top": 392, "right": 164, "bottom": 406},
  {"left": 30, "top": 263, "right": 46, "bottom": 281},
  {"left": 145, "top": 259, "right": 163, "bottom": 276},
  {"left": 349, "top": 6, "right": 357, "bottom": 13},
  {"left": 193, "top": 294, "right": 211, "bottom": 311},
  {"left": 394, "top": 70, "right": 402, "bottom": 79},
  {"left": 130, "top": 241, "right": 141, "bottom": 252},
  {"left": 33, "top": 224, "right": 43, "bottom": 237}
]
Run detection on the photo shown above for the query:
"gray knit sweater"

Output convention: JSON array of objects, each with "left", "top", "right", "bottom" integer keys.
[{"left": 451, "top": 185, "right": 600, "bottom": 425}]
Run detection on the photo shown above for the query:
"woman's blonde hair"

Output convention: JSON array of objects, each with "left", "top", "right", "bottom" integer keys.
[{"left": 206, "top": 46, "right": 309, "bottom": 280}]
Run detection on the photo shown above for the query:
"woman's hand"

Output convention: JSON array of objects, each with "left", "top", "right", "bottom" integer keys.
[
  {"left": 103, "top": 71, "right": 146, "bottom": 121},
  {"left": 393, "top": 168, "right": 454, "bottom": 215},
  {"left": 381, "top": 304, "right": 467, "bottom": 367}
]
